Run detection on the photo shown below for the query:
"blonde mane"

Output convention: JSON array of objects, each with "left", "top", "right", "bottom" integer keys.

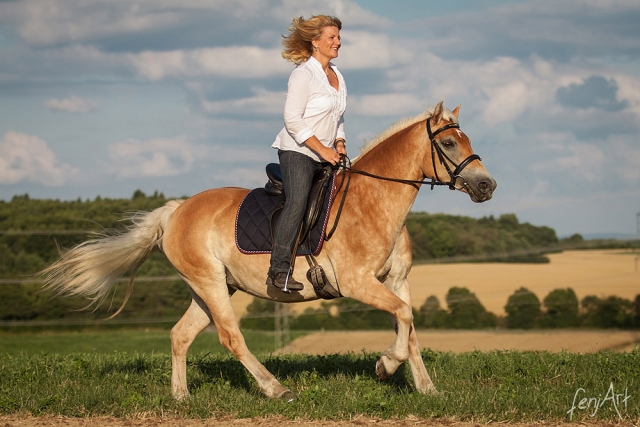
[{"left": 355, "top": 106, "right": 460, "bottom": 163}]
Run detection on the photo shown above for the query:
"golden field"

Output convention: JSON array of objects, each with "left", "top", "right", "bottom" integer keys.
[
  {"left": 230, "top": 249, "right": 639, "bottom": 317},
  {"left": 230, "top": 249, "right": 640, "bottom": 354},
  {"left": 281, "top": 329, "right": 640, "bottom": 354}
]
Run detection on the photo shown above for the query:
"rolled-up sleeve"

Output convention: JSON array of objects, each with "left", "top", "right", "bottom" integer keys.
[
  {"left": 283, "top": 69, "right": 315, "bottom": 144},
  {"left": 336, "top": 115, "right": 345, "bottom": 141}
]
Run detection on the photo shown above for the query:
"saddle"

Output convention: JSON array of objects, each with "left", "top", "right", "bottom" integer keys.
[
  {"left": 235, "top": 163, "right": 341, "bottom": 299},
  {"left": 264, "top": 163, "right": 332, "bottom": 242}
]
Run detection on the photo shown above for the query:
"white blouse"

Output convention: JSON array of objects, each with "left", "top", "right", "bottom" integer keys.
[{"left": 272, "top": 56, "right": 347, "bottom": 162}]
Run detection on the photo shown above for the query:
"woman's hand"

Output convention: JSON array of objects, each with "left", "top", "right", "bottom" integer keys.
[
  {"left": 303, "top": 135, "right": 342, "bottom": 165},
  {"left": 334, "top": 139, "right": 347, "bottom": 157},
  {"left": 319, "top": 145, "right": 341, "bottom": 165}
]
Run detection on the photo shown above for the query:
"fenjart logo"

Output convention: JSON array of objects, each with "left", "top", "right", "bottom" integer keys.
[{"left": 567, "top": 382, "right": 631, "bottom": 421}]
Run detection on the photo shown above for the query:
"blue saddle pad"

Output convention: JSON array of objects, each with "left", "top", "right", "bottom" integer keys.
[{"left": 235, "top": 178, "right": 335, "bottom": 255}]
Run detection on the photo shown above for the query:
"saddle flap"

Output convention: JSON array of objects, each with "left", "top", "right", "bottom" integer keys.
[
  {"left": 300, "top": 165, "right": 333, "bottom": 240},
  {"left": 265, "top": 163, "right": 283, "bottom": 196},
  {"left": 236, "top": 165, "right": 336, "bottom": 256}
]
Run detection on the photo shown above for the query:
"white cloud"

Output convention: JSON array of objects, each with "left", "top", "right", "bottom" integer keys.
[
  {"left": 350, "top": 93, "right": 423, "bottom": 116},
  {"left": 201, "top": 87, "right": 285, "bottom": 116},
  {"left": 128, "top": 47, "right": 291, "bottom": 80},
  {"left": 9, "top": 0, "right": 182, "bottom": 46},
  {"left": 531, "top": 136, "right": 605, "bottom": 183},
  {"left": 482, "top": 81, "right": 531, "bottom": 127},
  {"left": 106, "top": 134, "right": 273, "bottom": 183},
  {"left": 211, "top": 167, "right": 265, "bottom": 188},
  {"left": 43, "top": 96, "right": 99, "bottom": 113},
  {"left": 609, "top": 136, "right": 640, "bottom": 182},
  {"left": 615, "top": 74, "right": 640, "bottom": 118},
  {"left": 0, "top": 131, "right": 77, "bottom": 185},
  {"left": 106, "top": 136, "right": 205, "bottom": 178},
  {"left": 339, "top": 30, "right": 412, "bottom": 70}
]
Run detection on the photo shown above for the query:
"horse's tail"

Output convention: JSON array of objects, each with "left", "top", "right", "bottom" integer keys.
[{"left": 40, "top": 199, "right": 184, "bottom": 317}]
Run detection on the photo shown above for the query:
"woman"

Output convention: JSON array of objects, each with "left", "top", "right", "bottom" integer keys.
[{"left": 267, "top": 15, "right": 348, "bottom": 291}]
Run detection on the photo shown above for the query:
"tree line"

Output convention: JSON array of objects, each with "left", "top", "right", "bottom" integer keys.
[
  {"left": 0, "top": 191, "right": 638, "bottom": 325},
  {"left": 240, "top": 287, "right": 640, "bottom": 331}
]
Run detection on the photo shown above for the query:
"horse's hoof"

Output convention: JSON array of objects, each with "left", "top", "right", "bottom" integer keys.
[
  {"left": 375, "top": 360, "right": 389, "bottom": 381},
  {"left": 172, "top": 390, "right": 190, "bottom": 401},
  {"left": 278, "top": 390, "right": 298, "bottom": 402}
]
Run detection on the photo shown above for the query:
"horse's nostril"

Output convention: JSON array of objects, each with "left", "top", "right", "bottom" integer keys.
[{"left": 478, "top": 181, "right": 489, "bottom": 193}]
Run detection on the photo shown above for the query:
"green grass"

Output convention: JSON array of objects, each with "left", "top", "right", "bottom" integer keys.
[
  {"left": 0, "top": 328, "right": 292, "bottom": 355},
  {"left": 1, "top": 331, "right": 638, "bottom": 423}
]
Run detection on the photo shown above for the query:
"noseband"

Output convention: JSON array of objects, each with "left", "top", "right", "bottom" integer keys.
[{"left": 426, "top": 120, "right": 481, "bottom": 190}]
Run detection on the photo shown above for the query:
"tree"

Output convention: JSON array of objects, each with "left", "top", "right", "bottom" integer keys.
[
  {"left": 541, "top": 288, "right": 579, "bottom": 327},
  {"left": 445, "top": 287, "right": 496, "bottom": 329},
  {"left": 328, "top": 298, "right": 390, "bottom": 330},
  {"left": 581, "top": 295, "right": 633, "bottom": 328},
  {"left": 416, "top": 295, "right": 447, "bottom": 328},
  {"left": 505, "top": 287, "right": 541, "bottom": 329},
  {"left": 562, "top": 234, "right": 584, "bottom": 246},
  {"left": 239, "top": 298, "right": 276, "bottom": 330}
]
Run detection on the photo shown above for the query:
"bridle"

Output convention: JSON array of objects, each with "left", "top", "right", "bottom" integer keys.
[
  {"left": 338, "top": 118, "right": 481, "bottom": 190},
  {"left": 325, "top": 118, "right": 482, "bottom": 240},
  {"left": 426, "top": 119, "right": 482, "bottom": 191}
]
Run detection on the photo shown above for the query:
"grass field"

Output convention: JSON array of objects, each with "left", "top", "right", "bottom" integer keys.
[
  {"left": 1, "top": 249, "right": 638, "bottom": 424},
  {"left": 1, "top": 345, "right": 638, "bottom": 423},
  {"left": 0, "top": 329, "right": 310, "bottom": 356},
  {"left": 1, "top": 329, "right": 639, "bottom": 423}
]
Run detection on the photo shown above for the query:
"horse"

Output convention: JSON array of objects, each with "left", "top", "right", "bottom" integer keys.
[{"left": 40, "top": 101, "right": 496, "bottom": 400}]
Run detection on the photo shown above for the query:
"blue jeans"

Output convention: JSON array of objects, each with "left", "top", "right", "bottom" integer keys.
[{"left": 269, "top": 150, "right": 326, "bottom": 275}]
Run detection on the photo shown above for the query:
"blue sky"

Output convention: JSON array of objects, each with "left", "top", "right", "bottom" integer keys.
[{"left": 0, "top": 0, "right": 639, "bottom": 238}]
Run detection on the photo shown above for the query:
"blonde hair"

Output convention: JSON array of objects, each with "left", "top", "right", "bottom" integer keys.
[{"left": 281, "top": 15, "right": 342, "bottom": 64}]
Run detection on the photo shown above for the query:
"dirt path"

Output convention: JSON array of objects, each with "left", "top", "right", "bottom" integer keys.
[{"left": 281, "top": 330, "right": 640, "bottom": 355}]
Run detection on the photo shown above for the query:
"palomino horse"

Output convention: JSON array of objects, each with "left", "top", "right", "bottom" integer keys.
[{"left": 41, "top": 102, "right": 496, "bottom": 400}]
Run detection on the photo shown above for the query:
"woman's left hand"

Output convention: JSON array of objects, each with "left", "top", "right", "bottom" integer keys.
[{"left": 335, "top": 139, "right": 347, "bottom": 156}]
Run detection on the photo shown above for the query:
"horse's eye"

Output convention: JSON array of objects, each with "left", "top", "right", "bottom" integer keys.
[{"left": 441, "top": 140, "right": 455, "bottom": 149}]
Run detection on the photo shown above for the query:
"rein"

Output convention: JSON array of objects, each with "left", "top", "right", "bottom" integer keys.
[{"left": 325, "top": 119, "right": 481, "bottom": 240}]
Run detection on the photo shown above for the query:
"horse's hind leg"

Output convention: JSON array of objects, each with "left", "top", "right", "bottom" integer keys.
[
  {"left": 187, "top": 271, "right": 295, "bottom": 400},
  {"left": 170, "top": 291, "right": 212, "bottom": 399}
]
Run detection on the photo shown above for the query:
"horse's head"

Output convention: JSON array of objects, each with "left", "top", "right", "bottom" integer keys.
[{"left": 424, "top": 102, "right": 496, "bottom": 203}]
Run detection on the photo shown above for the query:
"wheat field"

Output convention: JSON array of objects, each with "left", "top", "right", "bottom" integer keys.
[
  {"left": 229, "top": 249, "right": 639, "bottom": 317},
  {"left": 230, "top": 249, "right": 640, "bottom": 354}
]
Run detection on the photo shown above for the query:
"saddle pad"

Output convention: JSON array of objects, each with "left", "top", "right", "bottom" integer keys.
[{"left": 235, "top": 177, "right": 336, "bottom": 256}]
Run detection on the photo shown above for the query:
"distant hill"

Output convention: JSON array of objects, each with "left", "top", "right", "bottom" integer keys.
[{"left": 579, "top": 233, "right": 640, "bottom": 241}]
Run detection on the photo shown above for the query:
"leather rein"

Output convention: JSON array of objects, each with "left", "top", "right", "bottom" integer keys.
[{"left": 325, "top": 119, "right": 481, "bottom": 240}]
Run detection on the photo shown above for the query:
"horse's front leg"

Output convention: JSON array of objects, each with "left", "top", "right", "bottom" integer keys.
[
  {"left": 388, "top": 278, "right": 437, "bottom": 394},
  {"left": 341, "top": 273, "right": 413, "bottom": 380}
]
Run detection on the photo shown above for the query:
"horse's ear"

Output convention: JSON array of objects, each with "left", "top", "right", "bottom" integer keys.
[
  {"left": 431, "top": 101, "right": 444, "bottom": 124},
  {"left": 451, "top": 105, "right": 460, "bottom": 118}
]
